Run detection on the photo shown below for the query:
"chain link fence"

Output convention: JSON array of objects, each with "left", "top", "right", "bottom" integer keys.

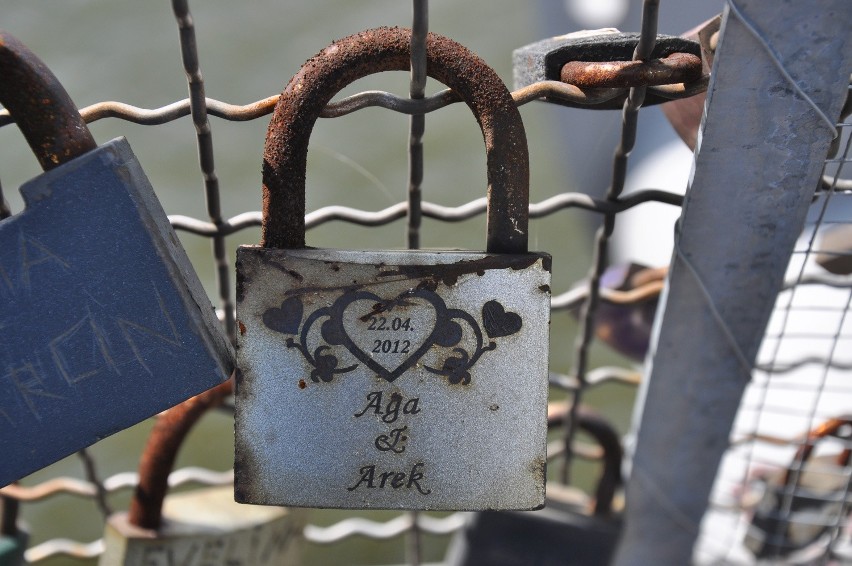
[{"left": 1, "top": 0, "right": 850, "bottom": 564}]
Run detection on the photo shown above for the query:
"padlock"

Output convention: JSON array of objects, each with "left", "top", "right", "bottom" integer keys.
[
  {"left": 743, "top": 416, "right": 852, "bottom": 560},
  {"left": 446, "top": 404, "right": 624, "bottom": 565},
  {"left": 235, "top": 27, "right": 551, "bottom": 511},
  {"left": 101, "top": 381, "right": 304, "bottom": 565},
  {"left": 0, "top": 31, "right": 234, "bottom": 486},
  {"left": 101, "top": 486, "right": 303, "bottom": 566}
]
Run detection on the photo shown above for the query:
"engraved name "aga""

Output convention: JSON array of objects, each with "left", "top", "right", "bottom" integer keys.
[{"left": 353, "top": 391, "right": 421, "bottom": 424}]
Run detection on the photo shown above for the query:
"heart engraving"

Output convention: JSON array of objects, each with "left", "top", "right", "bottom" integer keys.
[
  {"left": 264, "top": 288, "right": 522, "bottom": 385},
  {"left": 333, "top": 290, "right": 445, "bottom": 383},
  {"left": 262, "top": 296, "right": 303, "bottom": 335},
  {"left": 482, "top": 300, "right": 522, "bottom": 338}
]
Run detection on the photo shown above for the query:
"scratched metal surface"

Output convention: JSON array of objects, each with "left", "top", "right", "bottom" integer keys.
[
  {"left": 0, "top": 138, "right": 233, "bottom": 486},
  {"left": 235, "top": 249, "right": 550, "bottom": 510}
]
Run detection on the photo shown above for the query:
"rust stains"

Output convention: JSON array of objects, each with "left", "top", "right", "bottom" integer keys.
[{"left": 0, "top": 32, "right": 97, "bottom": 171}]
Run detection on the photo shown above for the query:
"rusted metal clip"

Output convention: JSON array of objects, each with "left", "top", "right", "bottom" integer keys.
[{"left": 513, "top": 31, "right": 706, "bottom": 109}]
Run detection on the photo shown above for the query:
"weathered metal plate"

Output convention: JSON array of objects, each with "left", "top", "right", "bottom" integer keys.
[
  {"left": 235, "top": 248, "right": 550, "bottom": 510},
  {"left": 0, "top": 138, "right": 234, "bottom": 486}
]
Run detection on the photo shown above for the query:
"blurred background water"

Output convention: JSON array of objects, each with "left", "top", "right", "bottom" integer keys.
[{"left": 1, "top": 1, "right": 716, "bottom": 564}]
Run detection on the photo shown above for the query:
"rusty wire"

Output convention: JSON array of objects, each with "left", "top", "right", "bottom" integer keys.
[{"left": 0, "top": 77, "right": 708, "bottom": 128}]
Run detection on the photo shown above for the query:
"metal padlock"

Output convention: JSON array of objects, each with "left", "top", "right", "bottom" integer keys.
[
  {"left": 235, "top": 27, "right": 551, "bottom": 511},
  {"left": 0, "top": 32, "right": 234, "bottom": 486},
  {"left": 98, "top": 486, "right": 302, "bottom": 566},
  {"left": 101, "top": 382, "right": 303, "bottom": 566},
  {"left": 743, "top": 416, "right": 852, "bottom": 560},
  {"left": 102, "top": 487, "right": 303, "bottom": 566},
  {"left": 446, "top": 404, "right": 624, "bottom": 565}
]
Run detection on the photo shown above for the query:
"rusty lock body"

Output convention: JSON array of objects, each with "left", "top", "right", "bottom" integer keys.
[
  {"left": 235, "top": 27, "right": 551, "bottom": 511},
  {"left": 0, "top": 32, "right": 234, "bottom": 486}
]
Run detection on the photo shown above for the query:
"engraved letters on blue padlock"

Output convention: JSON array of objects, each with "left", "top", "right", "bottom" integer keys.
[
  {"left": 235, "top": 28, "right": 550, "bottom": 511},
  {"left": 0, "top": 32, "right": 234, "bottom": 486}
]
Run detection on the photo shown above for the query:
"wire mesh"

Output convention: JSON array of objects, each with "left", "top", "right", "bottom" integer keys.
[
  {"left": 694, "top": 110, "right": 852, "bottom": 565},
  {"left": 0, "top": 1, "right": 664, "bottom": 562},
  {"left": 1, "top": 0, "right": 847, "bottom": 564}
]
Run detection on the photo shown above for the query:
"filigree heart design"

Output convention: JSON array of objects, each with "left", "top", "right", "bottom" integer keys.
[
  {"left": 262, "top": 296, "right": 303, "bottom": 335},
  {"left": 482, "top": 300, "right": 522, "bottom": 338},
  {"left": 332, "top": 290, "right": 446, "bottom": 382}
]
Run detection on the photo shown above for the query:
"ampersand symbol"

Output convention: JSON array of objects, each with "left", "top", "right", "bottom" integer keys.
[{"left": 374, "top": 426, "right": 409, "bottom": 453}]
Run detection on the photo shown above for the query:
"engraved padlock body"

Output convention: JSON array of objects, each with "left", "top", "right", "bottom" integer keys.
[
  {"left": 0, "top": 32, "right": 233, "bottom": 486},
  {"left": 236, "top": 27, "right": 551, "bottom": 511}
]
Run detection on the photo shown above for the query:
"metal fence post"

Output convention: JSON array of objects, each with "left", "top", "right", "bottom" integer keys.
[{"left": 612, "top": 1, "right": 852, "bottom": 564}]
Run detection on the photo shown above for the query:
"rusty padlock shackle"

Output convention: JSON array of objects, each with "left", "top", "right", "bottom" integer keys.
[
  {"left": 127, "top": 380, "right": 232, "bottom": 530},
  {"left": 0, "top": 31, "right": 96, "bottom": 170},
  {"left": 262, "top": 26, "right": 530, "bottom": 255},
  {"left": 548, "top": 403, "right": 622, "bottom": 516}
]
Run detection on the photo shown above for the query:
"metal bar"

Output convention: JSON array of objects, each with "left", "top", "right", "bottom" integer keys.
[
  {"left": 166, "top": 189, "right": 684, "bottom": 237},
  {"left": 613, "top": 1, "right": 852, "bottom": 563},
  {"left": 0, "top": 179, "right": 10, "bottom": 219},
  {"left": 407, "top": 6, "right": 428, "bottom": 563},
  {"left": 75, "top": 449, "right": 112, "bottom": 519},
  {"left": 407, "top": 0, "right": 427, "bottom": 251},
  {"left": 0, "top": 80, "right": 710, "bottom": 128},
  {"left": 171, "top": 0, "right": 236, "bottom": 340},
  {"left": 0, "top": 494, "right": 17, "bottom": 536},
  {"left": 562, "top": 0, "right": 659, "bottom": 484}
]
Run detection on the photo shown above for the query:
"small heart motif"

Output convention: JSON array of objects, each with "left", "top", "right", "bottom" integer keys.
[
  {"left": 263, "top": 296, "right": 303, "bottom": 335},
  {"left": 482, "top": 300, "right": 522, "bottom": 338}
]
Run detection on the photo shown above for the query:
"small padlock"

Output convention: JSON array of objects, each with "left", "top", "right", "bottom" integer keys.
[
  {"left": 744, "top": 416, "right": 852, "bottom": 560},
  {"left": 446, "top": 404, "right": 624, "bottom": 565},
  {"left": 102, "top": 486, "right": 303, "bottom": 566},
  {"left": 235, "top": 27, "right": 551, "bottom": 511},
  {"left": 101, "top": 381, "right": 303, "bottom": 565},
  {"left": 0, "top": 31, "right": 234, "bottom": 486}
]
